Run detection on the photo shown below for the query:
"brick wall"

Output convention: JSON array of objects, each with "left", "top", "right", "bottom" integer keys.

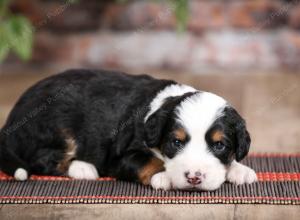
[{"left": 3, "top": 0, "right": 300, "bottom": 73}]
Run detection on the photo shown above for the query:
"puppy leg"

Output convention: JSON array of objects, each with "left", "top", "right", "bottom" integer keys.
[
  {"left": 116, "top": 150, "right": 168, "bottom": 189},
  {"left": 67, "top": 160, "right": 99, "bottom": 180},
  {"left": 0, "top": 147, "right": 30, "bottom": 181},
  {"left": 226, "top": 160, "right": 257, "bottom": 185},
  {"left": 150, "top": 171, "right": 172, "bottom": 190}
]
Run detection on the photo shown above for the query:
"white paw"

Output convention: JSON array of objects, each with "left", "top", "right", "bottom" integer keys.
[
  {"left": 67, "top": 160, "right": 99, "bottom": 180},
  {"left": 14, "top": 168, "right": 28, "bottom": 181},
  {"left": 150, "top": 172, "right": 172, "bottom": 190},
  {"left": 226, "top": 161, "right": 257, "bottom": 185}
]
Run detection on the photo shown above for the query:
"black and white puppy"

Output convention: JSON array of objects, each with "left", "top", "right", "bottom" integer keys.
[{"left": 0, "top": 69, "right": 257, "bottom": 191}]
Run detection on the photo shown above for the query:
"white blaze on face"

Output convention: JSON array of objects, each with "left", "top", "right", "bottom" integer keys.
[{"left": 164, "top": 92, "right": 228, "bottom": 190}]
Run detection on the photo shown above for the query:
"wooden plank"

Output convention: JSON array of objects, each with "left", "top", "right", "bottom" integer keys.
[
  {"left": 234, "top": 205, "right": 300, "bottom": 220},
  {"left": 0, "top": 204, "right": 235, "bottom": 220}
]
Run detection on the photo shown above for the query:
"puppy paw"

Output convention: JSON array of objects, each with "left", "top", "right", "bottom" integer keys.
[
  {"left": 226, "top": 161, "right": 257, "bottom": 185},
  {"left": 150, "top": 172, "right": 172, "bottom": 190},
  {"left": 67, "top": 160, "right": 99, "bottom": 180},
  {"left": 14, "top": 168, "right": 28, "bottom": 181}
]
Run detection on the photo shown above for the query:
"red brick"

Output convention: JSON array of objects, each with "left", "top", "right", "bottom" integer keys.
[
  {"left": 10, "top": 0, "right": 44, "bottom": 25},
  {"left": 227, "top": 0, "right": 287, "bottom": 29},
  {"left": 101, "top": 1, "right": 176, "bottom": 30},
  {"left": 32, "top": 32, "right": 75, "bottom": 64},
  {"left": 289, "top": 5, "right": 300, "bottom": 29},
  {"left": 188, "top": 1, "right": 226, "bottom": 32}
]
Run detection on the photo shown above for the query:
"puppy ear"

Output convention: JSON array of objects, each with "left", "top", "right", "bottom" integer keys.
[
  {"left": 235, "top": 122, "right": 251, "bottom": 161},
  {"left": 145, "top": 92, "right": 197, "bottom": 148},
  {"left": 144, "top": 104, "right": 171, "bottom": 148},
  {"left": 144, "top": 95, "right": 185, "bottom": 147}
]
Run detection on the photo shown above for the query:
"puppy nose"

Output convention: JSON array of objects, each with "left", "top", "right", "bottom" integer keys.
[
  {"left": 184, "top": 171, "right": 203, "bottom": 185},
  {"left": 195, "top": 171, "right": 202, "bottom": 177}
]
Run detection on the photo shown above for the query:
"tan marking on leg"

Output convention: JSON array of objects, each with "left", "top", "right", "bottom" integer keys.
[
  {"left": 212, "top": 130, "right": 224, "bottom": 142},
  {"left": 57, "top": 129, "right": 77, "bottom": 174},
  {"left": 138, "top": 157, "right": 165, "bottom": 185},
  {"left": 174, "top": 128, "right": 187, "bottom": 141}
]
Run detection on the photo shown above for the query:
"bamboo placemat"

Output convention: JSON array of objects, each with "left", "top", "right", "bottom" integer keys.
[{"left": 0, "top": 153, "right": 299, "bottom": 204}]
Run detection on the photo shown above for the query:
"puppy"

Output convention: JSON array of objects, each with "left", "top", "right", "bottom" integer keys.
[{"left": 0, "top": 69, "right": 257, "bottom": 190}]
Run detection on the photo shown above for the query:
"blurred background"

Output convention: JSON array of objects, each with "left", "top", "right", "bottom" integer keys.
[{"left": 0, "top": 0, "right": 299, "bottom": 153}]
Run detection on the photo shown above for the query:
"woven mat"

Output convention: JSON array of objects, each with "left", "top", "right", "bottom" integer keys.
[{"left": 0, "top": 153, "right": 299, "bottom": 204}]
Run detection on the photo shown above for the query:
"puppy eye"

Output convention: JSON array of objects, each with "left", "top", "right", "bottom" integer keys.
[
  {"left": 173, "top": 139, "right": 183, "bottom": 147},
  {"left": 213, "top": 142, "right": 226, "bottom": 152}
]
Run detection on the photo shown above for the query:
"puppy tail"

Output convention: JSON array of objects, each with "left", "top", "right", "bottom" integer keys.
[{"left": 0, "top": 134, "right": 29, "bottom": 181}]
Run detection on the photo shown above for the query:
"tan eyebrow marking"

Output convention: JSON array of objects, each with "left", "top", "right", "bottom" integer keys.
[
  {"left": 211, "top": 130, "right": 224, "bottom": 142},
  {"left": 174, "top": 128, "right": 187, "bottom": 141}
]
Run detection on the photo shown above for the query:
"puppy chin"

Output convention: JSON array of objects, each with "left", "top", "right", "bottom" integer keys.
[{"left": 164, "top": 157, "right": 227, "bottom": 191}]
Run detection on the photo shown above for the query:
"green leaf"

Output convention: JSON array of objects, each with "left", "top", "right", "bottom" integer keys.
[
  {"left": 0, "top": 0, "right": 10, "bottom": 5},
  {"left": 0, "top": 21, "right": 10, "bottom": 61},
  {"left": 5, "top": 16, "right": 34, "bottom": 60},
  {"left": 172, "top": 0, "right": 189, "bottom": 32},
  {"left": 0, "top": 43, "right": 9, "bottom": 62},
  {"left": 0, "top": 0, "right": 10, "bottom": 18}
]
